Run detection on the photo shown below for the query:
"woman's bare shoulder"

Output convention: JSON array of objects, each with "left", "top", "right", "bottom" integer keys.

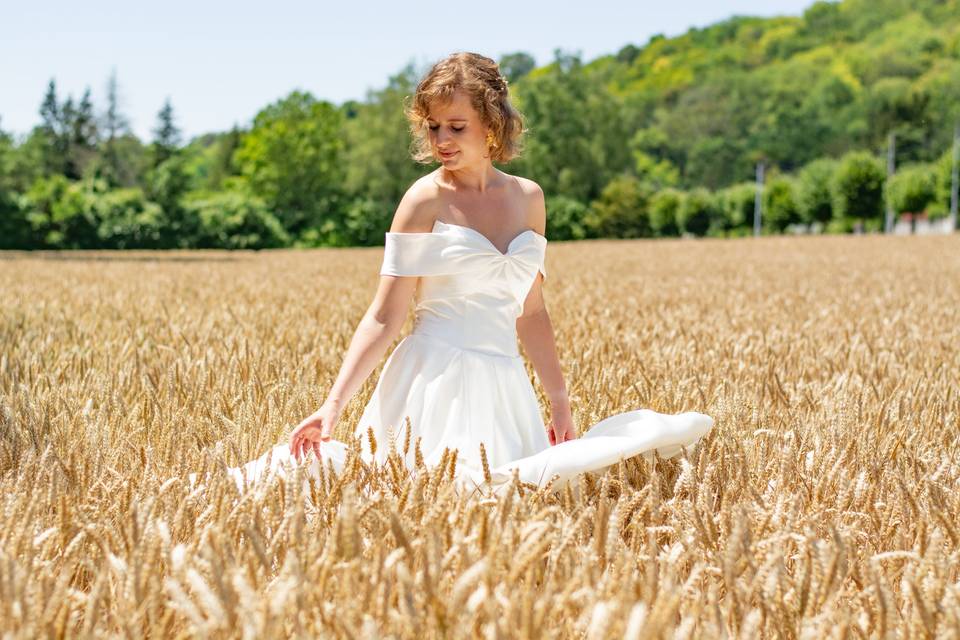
[
  {"left": 509, "top": 174, "right": 544, "bottom": 199},
  {"left": 389, "top": 172, "right": 444, "bottom": 233},
  {"left": 506, "top": 174, "right": 546, "bottom": 235}
]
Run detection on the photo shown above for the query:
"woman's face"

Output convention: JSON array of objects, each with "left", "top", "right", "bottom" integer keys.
[{"left": 426, "top": 89, "right": 491, "bottom": 168}]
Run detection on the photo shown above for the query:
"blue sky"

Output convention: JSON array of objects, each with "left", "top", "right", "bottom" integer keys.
[{"left": 2, "top": 0, "right": 816, "bottom": 142}]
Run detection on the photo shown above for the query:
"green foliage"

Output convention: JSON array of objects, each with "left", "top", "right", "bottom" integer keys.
[
  {"left": 545, "top": 195, "right": 589, "bottom": 241},
  {"left": 932, "top": 146, "right": 958, "bottom": 218},
  {"left": 342, "top": 197, "right": 392, "bottom": 247},
  {"left": 90, "top": 187, "right": 165, "bottom": 249},
  {"left": 885, "top": 162, "right": 938, "bottom": 216},
  {"left": 831, "top": 151, "right": 886, "bottom": 221},
  {"left": 499, "top": 52, "right": 536, "bottom": 83},
  {"left": 584, "top": 174, "right": 651, "bottom": 238},
  {"left": 23, "top": 175, "right": 97, "bottom": 248},
  {"left": 648, "top": 189, "right": 684, "bottom": 237},
  {"left": 796, "top": 158, "right": 838, "bottom": 223},
  {"left": 677, "top": 188, "right": 719, "bottom": 236},
  {"left": 0, "top": 187, "right": 32, "bottom": 250},
  {"left": 342, "top": 64, "right": 424, "bottom": 207},
  {"left": 184, "top": 190, "right": 289, "bottom": 249},
  {"left": 715, "top": 182, "right": 757, "bottom": 231},
  {"left": 145, "top": 155, "right": 192, "bottom": 246},
  {"left": 235, "top": 90, "right": 346, "bottom": 239},
  {"left": 5, "top": 0, "right": 960, "bottom": 249},
  {"left": 510, "top": 50, "right": 627, "bottom": 203},
  {"left": 763, "top": 175, "right": 801, "bottom": 232}
]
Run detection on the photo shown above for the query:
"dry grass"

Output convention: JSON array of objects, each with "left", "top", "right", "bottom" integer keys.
[{"left": 1, "top": 234, "right": 959, "bottom": 638}]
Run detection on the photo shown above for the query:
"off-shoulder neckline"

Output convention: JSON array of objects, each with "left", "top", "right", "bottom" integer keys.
[{"left": 386, "top": 219, "right": 547, "bottom": 257}]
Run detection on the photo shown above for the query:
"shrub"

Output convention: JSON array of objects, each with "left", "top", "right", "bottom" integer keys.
[
  {"left": 796, "top": 158, "right": 838, "bottom": 224},
  {"left": 831, "top": 151, "right": 885, "bottom": 222},
  {"left": 185, "top": 190, "right": 289, "bottom": 249},
  {"left": 648, "top": 189, "right": 683, "bottom": 237},
  {"left": 545, "top": 195, "right": 589, "bottom": 241}
]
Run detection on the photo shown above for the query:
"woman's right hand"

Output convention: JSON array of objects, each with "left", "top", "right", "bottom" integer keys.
[{"left": 288, "top": 401, "right": 341, "bottom": 463}]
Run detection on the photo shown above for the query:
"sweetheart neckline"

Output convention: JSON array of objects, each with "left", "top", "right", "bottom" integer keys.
[{"left": 433, "top": 219, "right": 546, "bottom": 256}]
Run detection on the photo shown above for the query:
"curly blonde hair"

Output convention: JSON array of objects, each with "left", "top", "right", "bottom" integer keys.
[{"left": 404, "top": 52, "right": 527, "bottom": 164}]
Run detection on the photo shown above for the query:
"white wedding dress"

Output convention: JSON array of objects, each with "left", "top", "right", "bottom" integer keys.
[{"left": 193, "top": 219, "right": 713, "bottom": 495}]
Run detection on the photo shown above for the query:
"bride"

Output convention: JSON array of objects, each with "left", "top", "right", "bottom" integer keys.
[{"left": 196, "top": 52, "right": 713, "bottom": 496}]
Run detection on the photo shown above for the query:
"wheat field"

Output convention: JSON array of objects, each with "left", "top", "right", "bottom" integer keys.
[{"left": 1, "top": 234, "right": 959, "bottom": 638}]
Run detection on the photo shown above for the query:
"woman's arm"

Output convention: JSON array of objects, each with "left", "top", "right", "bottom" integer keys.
[
  {"left": 323, "top": 276, "right": 417, "bottom": 415},
  {"left": 517, "top": 276, "right": 575, "bottom": 444},
  {"left": 517, "top": 279, "right": 568, "bottom": 405},
  {"left": 516, "top": 181, "right": 575, "bottom": 444},
  {"left": 289, "top": 181, "right": 438, "bottom": 461}
]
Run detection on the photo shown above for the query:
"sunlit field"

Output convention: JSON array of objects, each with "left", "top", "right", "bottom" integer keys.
[{"left": 2, "top": 234, "right": 959, "bottom": 638}]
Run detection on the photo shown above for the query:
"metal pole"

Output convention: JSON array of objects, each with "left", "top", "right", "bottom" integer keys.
[
  {"left": 951, "top": 122, "right": 959, "bottom": 232},
  {"left": 885, "top": 131, "right": 896, "bottom": 234},
  {"left": 754, "top": 160, "right": 764, "bottom": 237}
]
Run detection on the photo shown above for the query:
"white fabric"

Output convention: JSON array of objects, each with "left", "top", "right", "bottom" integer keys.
[{"left": 199, "top": 219, "right": 713, "bottom": 495}]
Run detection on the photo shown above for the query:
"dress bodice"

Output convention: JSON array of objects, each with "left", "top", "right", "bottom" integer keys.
[{"left": 380, "top": 219, "right": 548, "bottom": 358}]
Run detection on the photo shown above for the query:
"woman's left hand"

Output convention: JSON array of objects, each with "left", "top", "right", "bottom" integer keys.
[{"left": 546, "top": 398, "right": 576, "bottom": 445}]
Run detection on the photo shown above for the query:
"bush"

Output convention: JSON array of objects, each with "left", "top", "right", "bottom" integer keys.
[
  {"left": 343, "top": 196, "right": 392, "bottom": 247},
  {"left": 885, "top": 163, "right": 937, "bottom": 217},
  {"left": 715, "top": 182, "right": 756, "bottom": 231},
  {"left": 648, "top": 189, "right": 683, "bottom": 237},
  {"left": 831, "top": 151, "right": 885, "bottom": 222},
  {"left": 677, "top": 188, "right": 719, "bottom": 236},
  {"left": 0, "top": 189, "right": 32, "bottom": 249},
  {"left": 185, "top": 190, "right": 289, "bottom": 249},
  {"left": 933, "top": 149, "right": 957, "bottom": 219},
  {"left": 584, "top": 174, "right": 651, "bottom": 238},
  {"left": 796, "top": 158, "right": 837, "bottom": 224},
  {"left": 763, "top": 175, "right": 801, "bottom": 232},
  {"left": 91, "top": 188, "right": 165, "bottom": 249},
  {"left": 544, "top": 195, "right": 588, "bottom": 241},
  {"left": 23, "top": 176, "right": 98, "bottom": 248}
]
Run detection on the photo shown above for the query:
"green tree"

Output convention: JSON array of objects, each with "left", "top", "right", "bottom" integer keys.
[
  {"left": 235, "top": 90, "right": 346, "bottom": 239},
  {"left": 151, "top": 98, "right": 182, "bottom": 167},
  {"left": 714, "top": 182, "right": 756, "bottom": 232},
  {"left": 544, "top": 195, "right": 588, "bottom": 241},
  {"left": 498, "top": 52, "right": 536, "bottom": 83},
  {"left": 796, "top": 158, "right": 838, "bottom": 224},
  {"left": 145, "top": 99, "right": 191, "bottom": 246},
  {"left": 831, "top": 151, "right": 886, "bottom": 224},
  {"left": 763, "top": 175, "right": 801, "bottom": 232},
  {"left": 37, "top": 79, "right": 69, "bottom": 177},
  {"left": 90, "top": 186, "right": 165, "bottom": 249},
  {"left": 98, "top": 69, "right": 132, "bottom": 187},
  {"left": 584, "top": 173, "right": 651, "bottom": 238},
  {"left": 885, "top": 163, "right": 937, "bottom": 217},
  {"left": 22, "top": 176, "right": 96, "bottom": 248},
  {"left": 342, "top": 63, "right": 423, "bottom": 209},
  {"left": 0, "top": 122, "right": 33, "bottom": 248},
  {"left": 648, "top": 188, "right": 684, "bottom": 237},
  {"left": 184, "top": 190, "right": 289, "bottom": 249},
  {"left": 677, "top": 187, "right": 719, "bottom": 236},
  {"left": 511, "top": 50, "right": 628, "bottom": 203}
]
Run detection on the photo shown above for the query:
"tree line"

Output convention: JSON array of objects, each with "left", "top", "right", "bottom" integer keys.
[{"left": 1, "top": 0, "right": 958, "bottom": 250}]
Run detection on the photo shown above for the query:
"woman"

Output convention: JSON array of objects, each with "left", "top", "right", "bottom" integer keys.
[{"left": 202, "top": 52, "right": 713, "bottom": 495}]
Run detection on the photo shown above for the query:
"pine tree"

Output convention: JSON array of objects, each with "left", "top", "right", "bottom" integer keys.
[
  {"left": 38, "top": 79, "right": 68, "bottom": 176},
  {"left": 100, "top": 69, "right": 130, "bottom": 187},
  {"left": 66, "top": 87, "right": 98, "bottom": 179},
  {"left": 152, "top": 97, "right": 181, "bottom": 167}
]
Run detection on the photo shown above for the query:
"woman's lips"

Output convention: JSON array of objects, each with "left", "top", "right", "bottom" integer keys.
[{"left": 439, "top": 150, "right": 459, "bottom": 160}]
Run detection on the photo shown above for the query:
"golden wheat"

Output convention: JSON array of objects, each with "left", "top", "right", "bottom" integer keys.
[{"left": 1, "top": 234, "right": 959, "bottom": 637}]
